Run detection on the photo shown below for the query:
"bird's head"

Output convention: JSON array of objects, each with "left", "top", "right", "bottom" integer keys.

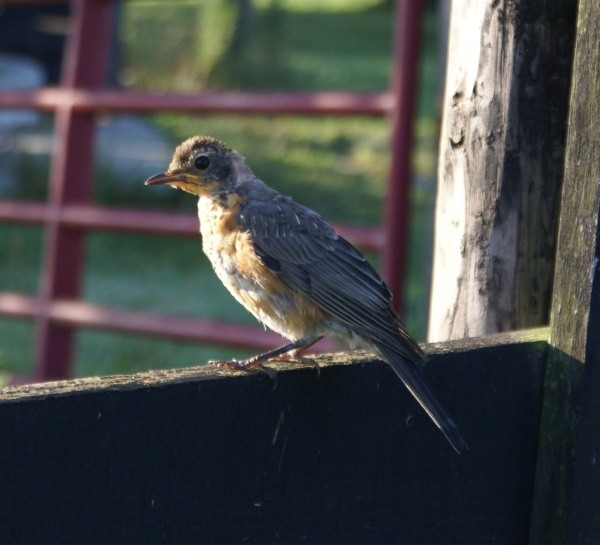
[{"left": 144, "top": 136, "right": 252, "bottom": 197}]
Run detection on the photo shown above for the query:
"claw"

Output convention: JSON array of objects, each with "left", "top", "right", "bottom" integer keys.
[
  {"left": 210, "top": 358, "right": 278, "bottom": 382},
  {"left": 277, "top": 352, "right": 321, "bottom": 377}
]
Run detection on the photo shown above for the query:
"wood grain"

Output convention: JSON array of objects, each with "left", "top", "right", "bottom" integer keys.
[
  {"left": 429, "top": 0, "right": 576, "bottom": 341},
  {"left": 530, "top": 2, "right": 600, "bottom": 544}
]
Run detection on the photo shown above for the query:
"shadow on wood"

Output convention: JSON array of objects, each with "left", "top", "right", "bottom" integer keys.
[{"left": 0, "top": 330, "right": 547, "bottom": 545}]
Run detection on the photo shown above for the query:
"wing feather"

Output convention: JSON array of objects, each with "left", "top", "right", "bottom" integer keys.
[{"left": 239, "top": 198, "right": 422, "bottom": 362}]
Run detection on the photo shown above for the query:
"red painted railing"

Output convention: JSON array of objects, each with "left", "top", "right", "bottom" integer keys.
[{"left": 0, "top": 0, "right": 423, "bottom": 382}]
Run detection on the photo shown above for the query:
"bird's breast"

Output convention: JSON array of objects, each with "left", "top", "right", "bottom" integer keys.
[{"left": 197, "top": 196, "right": 329, "bottom": 341}]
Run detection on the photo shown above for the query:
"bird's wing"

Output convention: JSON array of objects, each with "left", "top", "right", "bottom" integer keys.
[
  {"left": 240, "top": 195, "right": 468, "bottom": 454},
  {"left": 239, "top": 196, "right": 423, "bottom": 363}
]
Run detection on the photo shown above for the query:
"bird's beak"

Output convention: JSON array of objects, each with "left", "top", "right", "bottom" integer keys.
[{"left": 144, "top": 171, "right": 194, "bottom": 186}]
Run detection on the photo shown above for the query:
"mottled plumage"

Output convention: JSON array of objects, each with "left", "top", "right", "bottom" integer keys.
[{"left": 145, "top": 135, "right": 467, "bottom": 454}]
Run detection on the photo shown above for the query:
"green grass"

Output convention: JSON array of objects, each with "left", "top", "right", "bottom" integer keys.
[
  {"left": 120, "top": 1, "right": 394, "bottom": 92},
  {"left": 0, "top": 0, "right": 441, "bottom": 380}
]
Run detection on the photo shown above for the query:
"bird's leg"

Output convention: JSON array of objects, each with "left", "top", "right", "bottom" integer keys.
[
  {"left": 211, "top": 336, "right": 323, "bottom": 378},
  {"left": 253, "top": 335, "right": 323, "bottom": 364}
]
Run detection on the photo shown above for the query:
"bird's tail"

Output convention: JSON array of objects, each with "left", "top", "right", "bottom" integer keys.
[{"left": 376, "top": 343, "right": 468, "bottom": 455}]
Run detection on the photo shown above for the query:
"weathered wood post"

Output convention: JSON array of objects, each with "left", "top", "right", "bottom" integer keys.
[
  {"left": 428, "top": 0, "right": 576, "bottom": 341},
  {"left": 428, "top": 2, "right": 600, "bottom": 543},
  {"left": 530, "top": 2, "right": 600, "bottom": 544}
]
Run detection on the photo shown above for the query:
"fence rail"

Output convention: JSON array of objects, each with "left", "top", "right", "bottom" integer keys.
[
  {"left": 0, "top": 201, "right": 384, "bottom": 249},
  {"left": 0, "top": 88, "right": 394, "bottom": 115}
]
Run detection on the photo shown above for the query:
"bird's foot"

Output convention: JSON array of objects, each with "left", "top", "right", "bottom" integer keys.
[
  {"left": 277, "top": 351, "right": 321, "bottom": 377},
  {"left": 210, "top": 358, "right": 278, "bottom": 381}
]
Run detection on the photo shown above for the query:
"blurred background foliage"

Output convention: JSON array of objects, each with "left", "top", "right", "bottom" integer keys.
[{"left": 0, "top": 0, "right": 442, "bottom": 380}]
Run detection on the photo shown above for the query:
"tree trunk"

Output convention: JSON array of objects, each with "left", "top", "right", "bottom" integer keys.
[{"left": 428, "top": 0, "right": 577, "bottom": 342}]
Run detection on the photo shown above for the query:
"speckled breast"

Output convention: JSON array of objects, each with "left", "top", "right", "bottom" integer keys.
[{"left": 197, "top": 195, "right": 329, "bottom": 341}]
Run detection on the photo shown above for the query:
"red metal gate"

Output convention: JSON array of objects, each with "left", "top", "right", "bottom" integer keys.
[{"left": 0, "top": 0, "right": 424, "bottom": 382}]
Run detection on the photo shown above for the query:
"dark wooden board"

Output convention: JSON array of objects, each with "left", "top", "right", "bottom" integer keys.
[
  {"left": 530, "top": 2, "right": 600, "bottom": 544},
  {"left": 562, "top": 3, "right": 600, "bottom": 544},
  {"left": 0, "top": 331, "right": 547, "bottom": 545}
]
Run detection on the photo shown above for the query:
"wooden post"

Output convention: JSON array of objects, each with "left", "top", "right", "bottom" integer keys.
[
  {"left": 383, "top": 0, "right": 424, "bottom": 310},
  {"left": 530, "top": 2, "right": 600, "bottom": 544},
  {"left": 428, "top": 0, "right": 576, "bottom": 341},
  {"left": 34, "top": 0, "right": 112, "bottom": 379}
]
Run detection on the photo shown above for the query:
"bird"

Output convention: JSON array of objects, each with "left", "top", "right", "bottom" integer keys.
[{"left": 145, "top": 135, "right": 468, "bottom": 454}]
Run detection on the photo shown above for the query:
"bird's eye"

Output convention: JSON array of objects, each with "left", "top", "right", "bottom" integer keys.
[{"left": 195, "top": 155, "right": 210, "bottom": 170}]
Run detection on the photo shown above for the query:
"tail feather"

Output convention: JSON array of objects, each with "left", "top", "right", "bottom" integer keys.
[{"left": 376, "top": 343, "right": 468, "bottom": 455}]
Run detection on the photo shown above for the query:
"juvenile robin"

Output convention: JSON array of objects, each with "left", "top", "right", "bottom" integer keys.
[{"left": 145, "top": 135, "right": 468, "bottom": 454}]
